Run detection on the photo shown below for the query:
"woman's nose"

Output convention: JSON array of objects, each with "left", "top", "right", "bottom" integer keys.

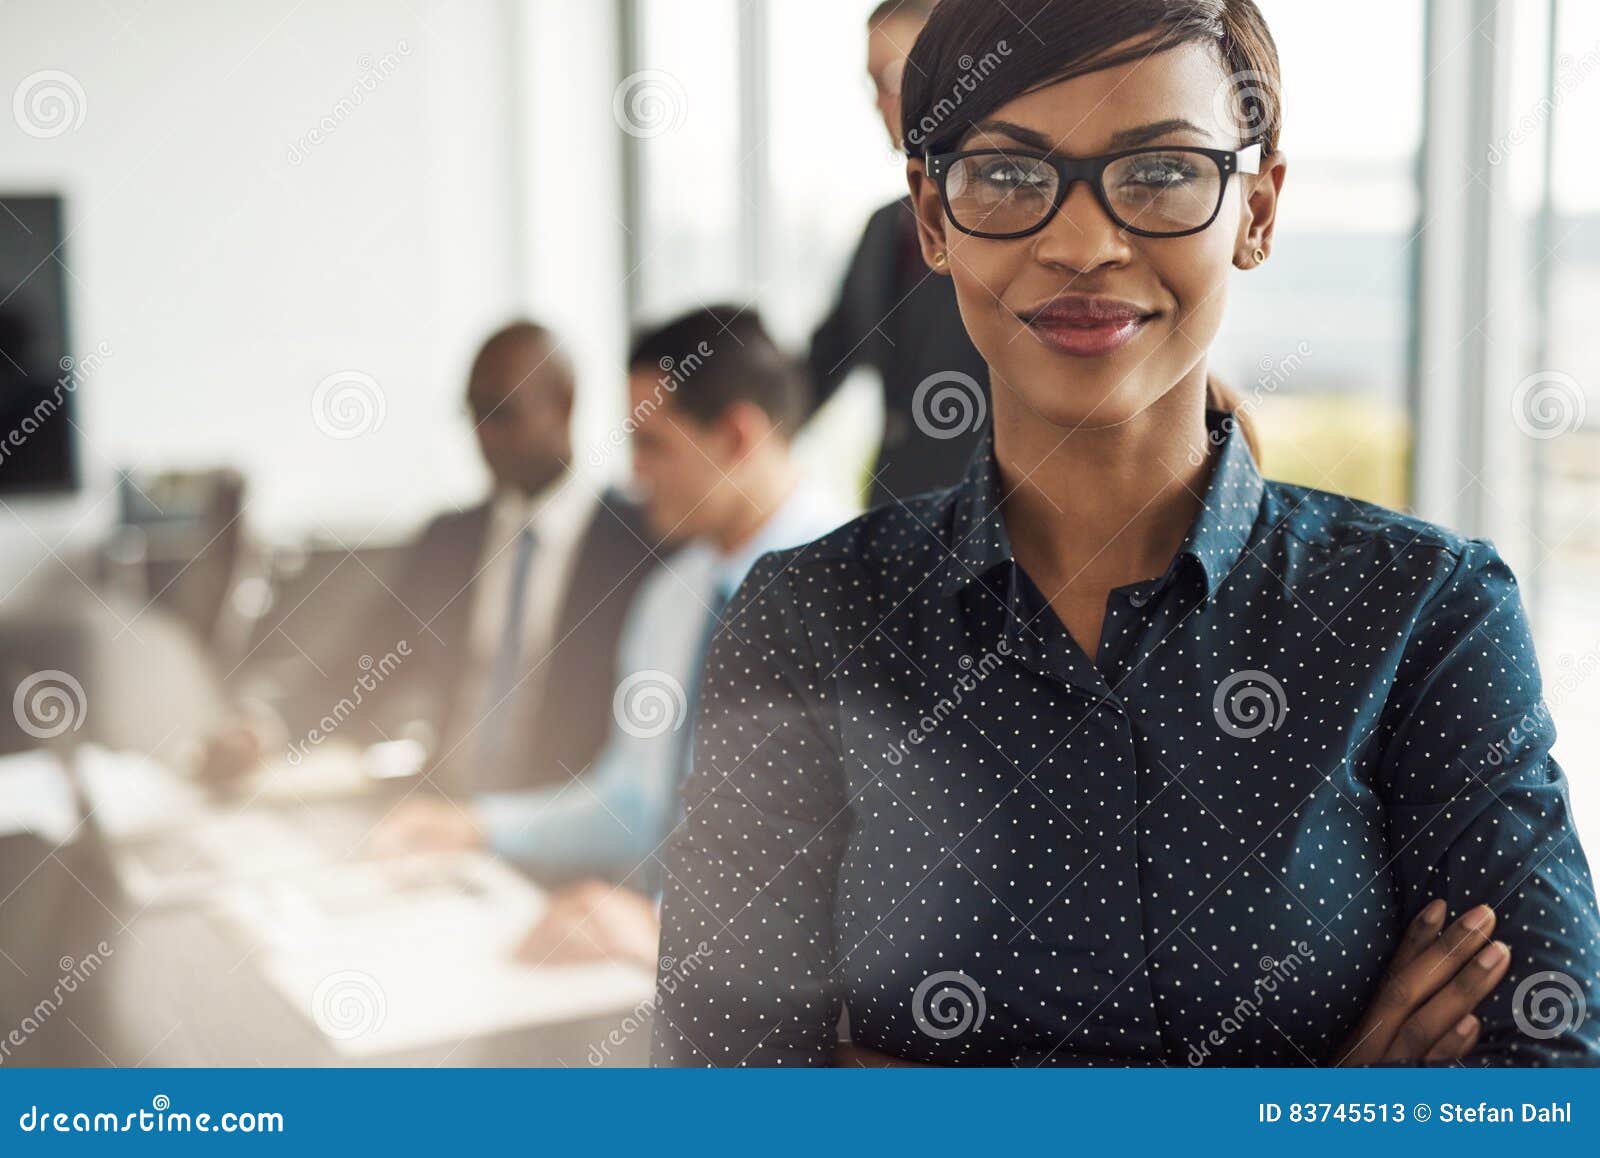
[{"left": 1030, "top": 179, "right": 1132, "bottom": 272}]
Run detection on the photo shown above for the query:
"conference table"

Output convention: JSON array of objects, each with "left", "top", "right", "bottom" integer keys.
[{"left": 0, "top": 578, "right": 652, "bottom": 1067}]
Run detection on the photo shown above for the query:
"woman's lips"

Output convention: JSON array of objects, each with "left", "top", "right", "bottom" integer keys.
[
  {"left": 1028, "top": 315, "right": 1151, "bottom": 357},
  {"left": 1021, "top": 299, "right": 1157, "bottom": 358}
]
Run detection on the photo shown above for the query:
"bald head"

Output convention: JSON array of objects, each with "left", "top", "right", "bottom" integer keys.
[{"left": 466, "top": 321, "right": 574, "bottom": 495}]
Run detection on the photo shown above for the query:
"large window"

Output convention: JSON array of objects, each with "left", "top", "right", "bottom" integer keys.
[
  {"left": 1212, "top": 0, "right": 1425, "bottom": 511},
  {"left": 1510, "top": 0, "right": 1600, "bottom": 843}
]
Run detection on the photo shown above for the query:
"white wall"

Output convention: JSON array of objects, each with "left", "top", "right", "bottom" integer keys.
[{"left": 1, "top": 0, "right": 626, "bottom": 594}]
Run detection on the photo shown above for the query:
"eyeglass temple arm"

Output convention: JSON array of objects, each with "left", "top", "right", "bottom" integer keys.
[{"left": 1235, "top": 143, "right": 1262, "bottom": 175}]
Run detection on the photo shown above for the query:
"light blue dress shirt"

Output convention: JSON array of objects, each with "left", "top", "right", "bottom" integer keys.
[{"left": 476, "top": 479, "right": 851, "bottom": 881}]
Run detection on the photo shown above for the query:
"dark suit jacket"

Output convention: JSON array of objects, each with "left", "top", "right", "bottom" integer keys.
[
  {"left": 314, "top": 486, "right": 658, "bottom": 794},
  {"left": 807, "top": 196, "right": 991, "bottom": 508}
]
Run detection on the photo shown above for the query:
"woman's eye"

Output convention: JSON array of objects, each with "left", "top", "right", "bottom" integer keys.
[
  {"left": 976, "top": 159, "right": 1051, "bottom": 191},
  {"left": 1119, "top": 158, "right": 1199, "bottom": 189}
]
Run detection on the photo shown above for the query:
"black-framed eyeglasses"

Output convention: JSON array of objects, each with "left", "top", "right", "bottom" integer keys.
[{"left": 925, "top": 143, "right": 1262, "bottom": 240}]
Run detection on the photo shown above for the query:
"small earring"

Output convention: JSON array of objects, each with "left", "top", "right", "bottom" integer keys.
[
  {"left": 1251, "top": 246, "right": 1266, "bottom": 266},
  {"left": 932, "top": 251, "right": 948, "bottom": 269}
]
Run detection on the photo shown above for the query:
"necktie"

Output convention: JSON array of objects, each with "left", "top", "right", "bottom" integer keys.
[{"left": 473, "top": 525, "right": 537, "bottom": 782}]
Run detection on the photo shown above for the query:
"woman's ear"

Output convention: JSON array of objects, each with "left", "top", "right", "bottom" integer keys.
[
  {"left": 906, "top": 159, "right": 953, "bottom": 274},
  {"left": 1237, "top": 148, "right": 1287, "bottom": 268}
]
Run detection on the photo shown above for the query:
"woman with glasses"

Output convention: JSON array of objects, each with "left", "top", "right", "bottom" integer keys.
[{"left": 652, "top": 0, "right": 1600, "bottom": 1067}]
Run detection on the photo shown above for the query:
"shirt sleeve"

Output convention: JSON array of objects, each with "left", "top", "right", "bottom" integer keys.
[
  {"left": 476, "top": 735, "right": 666, "bottom": 880},
  {"left": 650, "top": 553, "right": 852, "bottom": 1066},
  {"left": 1378, "top": 537, "right": 1600, "bottom": 1064}
]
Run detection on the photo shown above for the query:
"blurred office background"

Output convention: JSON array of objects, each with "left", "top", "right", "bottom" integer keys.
[{"left": 1, "top": 0, "right": 1598, "bottom": 1063}]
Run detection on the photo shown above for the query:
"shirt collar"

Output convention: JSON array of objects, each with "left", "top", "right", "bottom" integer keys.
[
  {"left": 490, "top": 468, "right": 595, "bottom": 543},
  {"left": 941, "top": 408, "right": 1265, "bottom": 603},
  {"left": 709, "top": 477, "right": 848, "bottom": 598}
]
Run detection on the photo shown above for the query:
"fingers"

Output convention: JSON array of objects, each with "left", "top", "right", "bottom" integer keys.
[
  {"left": 1335, "top": 902, "right": 1506, "bottom": 1066},
  {"left": 1383, "top": 938, "right": 1510, "bottom": 1063},
  {"left": 1389, "top": 898, "right": 1448, "bottom": 971},
  {"left": 1370, "top": 904, "right": 1496, "bottom": 1023},
  {"left": 1422, "top": 1013, "right": 1483, "bottom": 1063}
]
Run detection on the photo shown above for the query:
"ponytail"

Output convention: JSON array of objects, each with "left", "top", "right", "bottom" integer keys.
[{"left": 1205, "top": 375, "right": 1263, "bottom": 466}]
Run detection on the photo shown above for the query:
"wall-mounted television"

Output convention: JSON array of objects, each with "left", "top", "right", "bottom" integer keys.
[{"left": 0, "top": 195, "right": 79, "bottom": 495}]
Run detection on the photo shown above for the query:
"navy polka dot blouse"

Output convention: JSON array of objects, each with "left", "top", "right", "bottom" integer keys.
[{"left": 651, "top": 411, "right": 1600, "bottom": 1066}]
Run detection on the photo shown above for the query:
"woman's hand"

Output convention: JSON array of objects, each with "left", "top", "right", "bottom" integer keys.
[{"left": 1333, "top": 899, "right": 1511, "bottom": 1065}]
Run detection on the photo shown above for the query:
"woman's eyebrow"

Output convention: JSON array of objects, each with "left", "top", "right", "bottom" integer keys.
[
  {"left": 964, "top": 116, "right": 1210, "bottom": 153},
  {"left": 1105, "top": 117, "right": 1210, "bottom": 148}
]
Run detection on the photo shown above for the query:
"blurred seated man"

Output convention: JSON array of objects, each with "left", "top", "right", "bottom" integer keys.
[
  {"left": 371, "top": 306, "right": 853, "bottom": 966},
  {"left": 203, "top": 321, "right": 659, "bottom": 797}
]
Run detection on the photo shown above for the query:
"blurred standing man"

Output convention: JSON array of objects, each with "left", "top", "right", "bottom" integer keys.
[
  {"left": 806, "top": 0, "right": 990, "bottom": 508},
  {"left": 373, "top": 307, "right": 852, "bottom": 964}
]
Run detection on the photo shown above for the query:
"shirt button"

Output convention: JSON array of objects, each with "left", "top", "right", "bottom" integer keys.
[{"left": 1127, "top": 591, "right": 1149, "bottom": 608}]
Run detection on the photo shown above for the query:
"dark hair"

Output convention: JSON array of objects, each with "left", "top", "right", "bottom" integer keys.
[
  {"left": 899, "top": 0, "right": 1281, "bottom": 157},
  {"left": 899, "top": 0, "right": 1278, "bottom": 463},
  {"left": 626, "top": 306, "right": 810, "bottom": 436}
]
